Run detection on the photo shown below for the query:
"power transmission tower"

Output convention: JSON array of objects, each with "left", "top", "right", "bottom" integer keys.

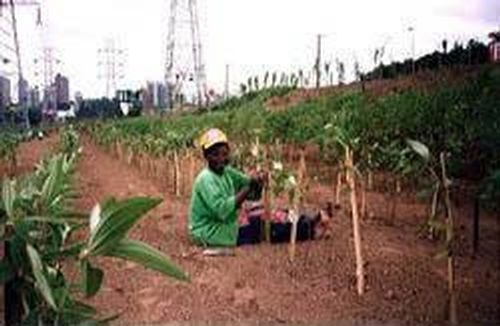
[
  {"left": 224, "top": 64, "right": 229, "bottom": 99},
  {"left": 408, "top": 26, "right": 416, "bottom": 74},
  {"left": 98, "top": 38, "right": 125, "bottom": 99},
  {"left": 34, "top": 47, "right": 59, "bottom": 90},
  {"left": 165, "top": 0, "right": 207, "bottom": 109},
  {"left": 0, "top": 0, "right": 41, "bottom": 128},
  {"left": 315, "top": 34, "right": 322, "bottom": 89},
  {"left": 34, "top": 46, "right": 60, "bottom": 117}
]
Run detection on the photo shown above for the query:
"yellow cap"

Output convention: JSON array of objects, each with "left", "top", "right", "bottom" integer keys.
[{"left": 198, "top": 128, "right": 228, "bottom": 150}]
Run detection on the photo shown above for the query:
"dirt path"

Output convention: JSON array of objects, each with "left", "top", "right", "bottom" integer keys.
[
  {"left": 74, "top": 140, "right": 500, "bottom": 325},
  {"left": 0, "top": 131, "right": 59, "bottom": 179}
]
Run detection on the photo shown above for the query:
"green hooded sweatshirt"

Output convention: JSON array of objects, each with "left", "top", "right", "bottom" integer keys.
[{"left": 188, "top": 165, "right": 250, "bottom": 247}]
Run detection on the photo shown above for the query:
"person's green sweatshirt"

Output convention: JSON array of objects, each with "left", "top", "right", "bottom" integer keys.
[{"left": 188, "top": 165, "right": 251, "bottom": 247}]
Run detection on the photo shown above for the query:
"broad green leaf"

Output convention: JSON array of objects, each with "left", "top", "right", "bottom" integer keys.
[
  {"left": 107, "top": 238, "right": 189, "bottom": 282},
  {"left": 2, "top": 179, "right": 15, "bottom": 219},
  {"left": 75, "top": 313, "right": 120, "bottom": 326},
  {"left": 58, "top": 210, "right": 88, "bottom": 219},
  {"left": 23, "top": 216, "right": 81, "bottom": 225},
  {"left": 80, "top": 260, "right": 104, "bottom": 298},
  {"left": 0, "top": 258, "right": 15, "bottom": 284},
  {"left": 46, "top": 241, "right": 86, "bottom": 260},
  {"left": 53, "top": 285, "right": 70, "bottom": 310},
  {"left": 26, "top": 244, "right": 58, "bottom": 311},
  {"left": 41, "top": 155, "right": 64, "bottom": 207},
  {"left": 70, "top": 300, "right": 98, "bottom": 317},
  {"left": 87, "top": 197, "right": 162, "bottom": 257},
  {"left": 406, "top": 139, "right": 430, "bottom": 161}
]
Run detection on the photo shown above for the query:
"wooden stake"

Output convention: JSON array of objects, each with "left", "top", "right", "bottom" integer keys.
[
  {"left": 429, "top": 183, "right": 440, "bottom": 239},
  {"left": 166, "top": 155, "right": 171, "bottom": 193},
  {"left": 368, "top": 170, "right": 373, "bottom": 190},
  {"left": 173, "top": 150, "right": 180, "bottom": 197},
  {"left": 346, "top": 147, "right": 364, "bottom": 296},
  {"left": 390, "top": 177, "right": 400, "bottom": 225},
  {"left": 288, "top": 210, "right": 298, "bottom": 262},
  {"left": 188, "top": 151, "right": 195, "bottom": 194},
  {"left": 263, "top": 181, "right": 272, "bottom": 243},
  {"left": 361, "top": 178, "right": 367, "bottom": 218},
  {"left": 472, "top": 195, "right": 479, "bottom": 254},
  {"left": 298, "top": 148, "right": 307, "bottom": 211},
  {"left": 335, "top": 171, "right": 342, "bottom": 208},
  {"left": 440, "top": 152, "right": 457, "bottom": 326}
]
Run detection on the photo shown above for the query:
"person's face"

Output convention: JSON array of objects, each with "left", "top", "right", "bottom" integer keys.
[{"left": 205, "top": 143, "right": 230, "bottom": 174}]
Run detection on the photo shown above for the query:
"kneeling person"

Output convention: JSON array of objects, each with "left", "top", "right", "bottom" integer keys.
[{"left": 189, "top": 128, "right": 265, "bottom": 247}]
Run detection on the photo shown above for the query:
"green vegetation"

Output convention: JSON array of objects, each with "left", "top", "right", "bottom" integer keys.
[
  {"left": 365, "top": 38, "right": 490, "bottom": 80},
  {"left": 86, "top": 66, "right": 500, "bottom": 189},
  {"left": 1, "top": 128, "right": 188, "bottom": 325},
  {"left": 0, "top": 132, "right": 21, "bottom": 175}
]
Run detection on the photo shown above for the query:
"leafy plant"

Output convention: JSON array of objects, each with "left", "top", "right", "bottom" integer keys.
[
  {"left": 407, "top": 139, "right": 457, "bottom": 325},
  {"left": 0, "top": 132, "right": 188, "bottom": 326}
]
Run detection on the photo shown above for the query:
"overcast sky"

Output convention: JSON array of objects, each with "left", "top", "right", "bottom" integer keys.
[{"left": 10, "top": 0, "right": 500, "bottom": 98}]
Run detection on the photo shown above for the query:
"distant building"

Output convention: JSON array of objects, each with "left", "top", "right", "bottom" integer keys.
[
  {"left": 0, "top": 76, "right": 11, "bottom": 109},
  {"left": 143, "top": 82, "right": 154, "bottom": 110},
  {"left": 54, "top": 73, "right": 70, "bottom": 109},
  {"left": 28, "top": 86, "right": 41, "bottom": 107},
  {"left": 18, "top": 78, "right": 29, "bottom": 106},
  {"left": 154, "top": 82, "right": 167, "bottom": 109},
  {"left": 42, "top": 86, "right": 57, "bottom": 119},
  {"left": 74, "top": 91, "right": 83, "bottom": 112},
  {"left": 143, "top": 81, "right": 167, "bottom": 111},
  {"left": 488, "top": 31, "right": 500, "bottom": 62}
]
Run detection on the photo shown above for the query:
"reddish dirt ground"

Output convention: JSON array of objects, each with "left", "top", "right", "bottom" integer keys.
[
  {"left": 68, "top": 139, "right": 499, "bottom": 325},
  {"left": 0, "top": 131, "right": 59, "bottom": 179}
]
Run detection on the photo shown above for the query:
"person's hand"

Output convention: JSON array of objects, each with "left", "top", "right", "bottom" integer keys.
[
  {"left": 256, "top": 170, "right": 269, "bottom": 187},
  {"left": 248, "top": 169, "right": 259, "bottom": 183},
  {"left": 248, "top": 170, "right": 268, "bottom": 186}
]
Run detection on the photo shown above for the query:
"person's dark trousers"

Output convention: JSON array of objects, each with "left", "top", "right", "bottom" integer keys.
[
  {"left": 237, "top": 217, "right": 262, "bottom": 245},
  {"left": 270, "top": 215, "right": 316, "bottom": 243},
  {"left": 237, "top": 215, "right": 316, "bottom": 246}
]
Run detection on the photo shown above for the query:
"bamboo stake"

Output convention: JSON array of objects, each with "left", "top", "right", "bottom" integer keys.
[
  {"left": 127, "top": 150, "right": 133, "bottom": 165},
  {"left": 440, "top": 152, "right": 457, "bottom": 326},
  {"left": 390, "top": 177, "right": 400, "bottom": 225},
  {"left": 335, "top": 171, "right": 342, "bottom": 208},
  {"left": 260, "top": 145, "right": 272, "bottom": 243},
  {"left": 174, "top": 150, "right": 180, "bottom": 197},
  {"left": 346, "top": 147, "right": 364, "bottom": 295},
  {"left": 188, "top": 150, "right": 195, "bottom": 194},
  {"left": 288, "top": 184, "right": 299, "bottom": 262},
  {"left": 472, "top": 194, "right": 479, "bottom": 254},
  {"left": 264, "top": 173, "right": 272, "bottom": 243},
  {"left": 429, "top": 183, "right": 440, "bottom": 239},
  {"left": 361, "top": 178, "right": 367, "bottom": 218},
  {"left": 164, "top": 156, "right": 170, "bottom": 193},
  {"left": 368, "top": 170, "right": 373, "bottom": 190},
  {"left": 288, "top": 210, "right": 298, "bottom": 262},
  {"left": 298, "top": 149, "right": 307, "bottom": 211}
]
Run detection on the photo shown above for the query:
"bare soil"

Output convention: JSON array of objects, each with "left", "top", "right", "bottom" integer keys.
[
  {"left": 0, "top": 131, "right": 59, "bottom": 179},
  {"left": 70, "top": 139, "right": 499, "bottom": 326}
]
